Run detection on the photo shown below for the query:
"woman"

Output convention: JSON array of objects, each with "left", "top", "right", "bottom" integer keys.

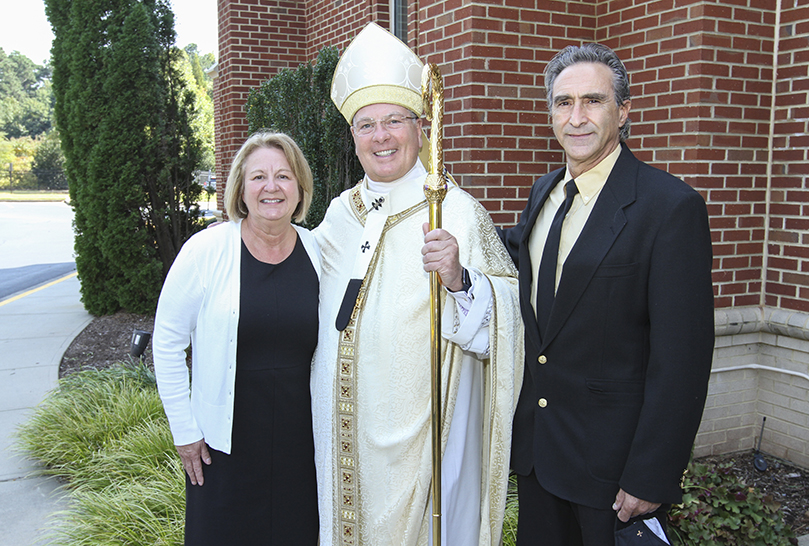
[{"left": 153, "top": 132, "right": 320, "bottom": 544}]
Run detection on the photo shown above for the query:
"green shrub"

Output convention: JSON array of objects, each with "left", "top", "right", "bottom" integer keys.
[
  {"left": 50, "top": 473, "right": 184, "bottom": 545},
  {"left": 245, "top": 46, "right": 364, "bottom": 228},
  {"left": 668, "top": 460, "right": 796, "bottom": 545},
  {"left": 17, "top": 364, "right": 165, "bottom": 479},
  {"left": 47, "top": 0, "right": 204, "bottom": 315},
  {"left": 501, "top": 461, "right": 797, "bottom": 546}
]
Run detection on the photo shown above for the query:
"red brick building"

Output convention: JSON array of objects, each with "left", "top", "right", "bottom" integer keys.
[{"left": 213, "top": 0, "right": 809, "bottom": 466}]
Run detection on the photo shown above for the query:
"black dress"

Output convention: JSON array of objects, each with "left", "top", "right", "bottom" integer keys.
[{"left": 184, "top": 236, "right": 319, "bottom": 545}]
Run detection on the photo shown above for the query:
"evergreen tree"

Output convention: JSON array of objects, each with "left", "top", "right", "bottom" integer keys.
[
  {"left": 177, "top": 49, "right": 214, "bottom": 171},
  {"left": 46, "top": 0, "right": 203, "bottom": 315}
]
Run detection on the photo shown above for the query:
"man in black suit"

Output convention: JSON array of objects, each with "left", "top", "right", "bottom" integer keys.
[{"left": 500, "top": 43, "right": 715, "bottom": 545}]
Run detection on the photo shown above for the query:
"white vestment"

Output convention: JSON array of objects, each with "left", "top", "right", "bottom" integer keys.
[{"left": 312, "top": 166, "right": 524, "bottom": 546}]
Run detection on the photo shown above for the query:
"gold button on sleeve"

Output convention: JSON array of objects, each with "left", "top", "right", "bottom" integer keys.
[{"left": 538, "top": 398, "right": 547, "bottom": 408}]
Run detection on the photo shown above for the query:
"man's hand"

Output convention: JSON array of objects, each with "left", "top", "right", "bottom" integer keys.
[
  {"left": 176, "top": 439, "right": 212, "bottom": 486},
  {"left": 613, "top": 488, "right": 661, "bottom": 522},
  {"left": 422, "top": 223, "right": 463, "bottom": 292}
]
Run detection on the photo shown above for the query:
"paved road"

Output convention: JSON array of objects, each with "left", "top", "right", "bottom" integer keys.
[
  {"left": 0, "top": 201, "right": 85, "bottom": 545},
  {"left": 0, "top": 202, "right": 76, "bottom": 298}
]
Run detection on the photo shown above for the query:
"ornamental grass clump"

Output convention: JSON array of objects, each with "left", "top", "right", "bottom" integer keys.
[
  {"left": 16, "top": 362, "right": 185, "bottom": 545},
  {"left": 502, "top": 473, "right": 519, "bottom": 546},
  {"left": 16, "top": 362, "right": 164, "bottom": 479},
  {"left": 668, "top": 460, "right": 796, "bottom": 545}
]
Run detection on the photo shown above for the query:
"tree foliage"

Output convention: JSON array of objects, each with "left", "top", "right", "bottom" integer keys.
[
  {"left": 0, "top": 135, "right": 39, "bottom": 190},
  {"left": 184, "top": 43, "right": 215, "bottom": 98},
  {"left": 178, "top": 48, "right": 214, "bottom": 171},
  {"left": 0, "top": 48, "right": 54, "bottom": 138},
  {"left": 30, "top": 129, "right": 67, "bottom": 190},
  {"left": 46, "top": 0, "right": 204, "bottom": 315},
  {"left": 245, "top": 46, "right": 363, "bottom": 227}
]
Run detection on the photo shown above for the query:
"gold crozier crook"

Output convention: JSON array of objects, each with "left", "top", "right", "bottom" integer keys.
[{"left": 421, "top": 62, "right": 447, "bottom": 546}]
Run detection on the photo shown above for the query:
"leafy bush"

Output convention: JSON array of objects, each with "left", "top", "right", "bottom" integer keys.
[
  {"left": 16, "top": 362, "right": 185, "bottom": 545},
  {"left": 501, "top": 461, "right": 797, "bottom": 546},
  {"left": 245, "top": 46, "right": 364, "bottom": 228},
  {"left": 668, "top": 460, "right": 796, "bottom": 545}
]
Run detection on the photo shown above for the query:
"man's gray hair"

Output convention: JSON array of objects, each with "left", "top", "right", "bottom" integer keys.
[{"left": 544, "top": 43, "right": 632, "bottom": 141}]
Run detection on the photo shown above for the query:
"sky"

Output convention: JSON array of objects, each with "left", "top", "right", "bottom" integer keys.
[{"left": 0, "top": 0, "right": 218, "bottom": 65}]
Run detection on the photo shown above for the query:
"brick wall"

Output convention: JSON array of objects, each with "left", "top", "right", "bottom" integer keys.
[
  {"left": 697, "top": 308, "right": 809, "bottom": 469},
  {"left": 305, "top": 0, "right": 376, "bottom": 60},
  {"left": 214, "top": 0, "right": 310, "bottom": 212},
  {"left": 215, "top": 0, "right": 809, "bottom": 463},
  {"left": 691, "top": 0, "right": 809, "bottom": 465}
]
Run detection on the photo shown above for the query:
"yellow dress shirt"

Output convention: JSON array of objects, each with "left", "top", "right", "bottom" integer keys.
[{"left": 529, "top": 145, "right": 622, "bottom": 315}]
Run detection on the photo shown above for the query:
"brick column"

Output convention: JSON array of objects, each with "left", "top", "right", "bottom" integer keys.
[{"left": 768, "top": 0, "right": 809, "bottom": 312}]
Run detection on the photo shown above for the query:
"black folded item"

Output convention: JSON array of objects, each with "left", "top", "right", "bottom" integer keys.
[{"left": 614, "top": 519, "right": 670, "bottom": 546}]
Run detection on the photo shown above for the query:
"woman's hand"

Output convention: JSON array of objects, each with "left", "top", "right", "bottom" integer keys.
[{"left": 176, "top": 439, "right": 212, "bottom": 486}]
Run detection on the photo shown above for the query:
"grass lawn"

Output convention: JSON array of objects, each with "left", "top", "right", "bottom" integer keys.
[
  {"left": 0, "top": 190, "right": 70, "bottom": 202},
  {"left": 0, "top": 191, "right": 219, "bottom": 214}
]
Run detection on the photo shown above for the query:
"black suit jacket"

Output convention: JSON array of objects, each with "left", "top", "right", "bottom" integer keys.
[{"left": 501, "top": 144, "right": 715, "bottom": 509}]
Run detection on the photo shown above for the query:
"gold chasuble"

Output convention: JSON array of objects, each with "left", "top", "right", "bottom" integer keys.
[{"left": 312, "top": 173, "right": 524, "bottom": 545}]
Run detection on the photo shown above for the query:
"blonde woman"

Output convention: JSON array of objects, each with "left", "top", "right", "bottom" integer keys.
[{"left": 154, "top": 132, "right": 320, "bottom": 544}]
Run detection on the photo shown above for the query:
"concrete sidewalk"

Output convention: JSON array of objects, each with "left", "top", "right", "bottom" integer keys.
[{"left": 0, "top": 273, "right": 92, "bottom": 545}]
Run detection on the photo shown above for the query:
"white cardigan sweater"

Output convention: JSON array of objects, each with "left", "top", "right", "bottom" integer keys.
[{"left": 153, "top": 220, "right": 321, "bottom": 454}]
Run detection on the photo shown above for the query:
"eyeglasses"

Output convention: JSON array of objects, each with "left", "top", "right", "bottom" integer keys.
[{"left": 352, "top": 115, "right": 418, "bottom": 137}]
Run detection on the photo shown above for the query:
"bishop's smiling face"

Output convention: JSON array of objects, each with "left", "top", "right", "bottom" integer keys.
[
  {"left": 241, "top": 146, "right": 301, "bottom": 226},
  {"left": 351, "top": 103, "right": 423, "bottom": 183}
]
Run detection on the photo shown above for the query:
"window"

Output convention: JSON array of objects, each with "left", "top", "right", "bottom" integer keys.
[{"left": 391, "top": 0, "right": 407, "bottom": 42}]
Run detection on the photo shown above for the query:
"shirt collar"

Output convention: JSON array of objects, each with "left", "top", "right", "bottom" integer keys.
[
  {"left": 362, "top": 161, "right": 427, "bottom": 214},
  {"left": 563, "top": 144, "right": 622, "bottom": 205}
]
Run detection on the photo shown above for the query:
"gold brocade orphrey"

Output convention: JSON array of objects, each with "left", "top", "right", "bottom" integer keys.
[{"left": 336, "top": 185, "right": 428, "bottom": 546}]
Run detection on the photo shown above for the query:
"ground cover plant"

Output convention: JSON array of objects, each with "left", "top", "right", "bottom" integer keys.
[{"left": 668, "top": 459, "right": 798, "bottom": 545}]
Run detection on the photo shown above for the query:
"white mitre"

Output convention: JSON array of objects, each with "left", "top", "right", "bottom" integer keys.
[{"left": 331, "top": 22, "right": 424, "bottom": 124}]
